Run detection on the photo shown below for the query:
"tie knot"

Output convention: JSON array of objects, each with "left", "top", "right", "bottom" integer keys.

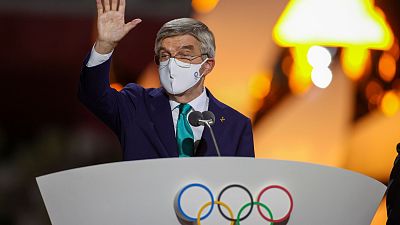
[{"left": 179, "top": 103, "right": 192, "bottom": 116}]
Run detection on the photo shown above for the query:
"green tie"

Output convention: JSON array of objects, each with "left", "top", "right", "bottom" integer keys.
[{"left": 176, "top": 103, "right": 194, "bottom": 157}]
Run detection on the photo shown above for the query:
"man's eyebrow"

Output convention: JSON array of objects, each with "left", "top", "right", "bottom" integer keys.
[
  {"left": 158, "top": 45, "right": 195, "bottom": 54},
  {"left": 179, "top": 45, "right": 195, "bottom": 51}
]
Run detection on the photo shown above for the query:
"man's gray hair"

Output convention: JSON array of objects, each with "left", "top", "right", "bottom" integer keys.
[{"left": 154, "top": 18, "right": 216, "bottom": 58}]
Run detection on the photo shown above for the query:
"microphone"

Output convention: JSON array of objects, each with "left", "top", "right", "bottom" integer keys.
[
  {"left": 188, "top": 110, "right": 221, "bottom": 156},
  {"left": 201, "top": 111, "right": 215, "bottom": 126},
  {"left": 188, "top": 111, "right": 203, "bottom": 127}
]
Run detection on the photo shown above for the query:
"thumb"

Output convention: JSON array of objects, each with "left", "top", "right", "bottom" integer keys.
[{"left": 124, "top": 18, "right": 142, "bottom": 33}]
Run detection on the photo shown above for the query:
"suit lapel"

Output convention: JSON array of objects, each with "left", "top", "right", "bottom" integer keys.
[{"left": 148, "top": 88, "right": 178, "bottom": 157}]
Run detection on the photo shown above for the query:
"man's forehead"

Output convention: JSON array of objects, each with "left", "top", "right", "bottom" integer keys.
[{"left": 160, "top": 34, "right": 200, "bottom": 52}]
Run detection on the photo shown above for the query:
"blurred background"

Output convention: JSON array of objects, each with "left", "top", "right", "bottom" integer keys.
[{"left": 0, "top": 0, "right": 399, "bottom": 224}]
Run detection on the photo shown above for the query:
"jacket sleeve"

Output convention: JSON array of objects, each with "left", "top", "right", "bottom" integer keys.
[
  {"left": 235, "top": 118, "right": 255, "bottom": 157},
  {"left": 386, "top": 143, "right": 400, "bottom": 225},
  {"left": 77, "top": 55, "right": 128, "bottom": 135}
]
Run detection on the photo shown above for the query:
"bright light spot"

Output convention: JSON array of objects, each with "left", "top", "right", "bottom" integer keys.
[
  {"left": 273, "top": 0, "right": 394, "bottom": 50},
  {"left": 378, "top": 52, "right": 397, "bottom": 82},
  {"left": 380, "top": 91, "right": 400, "bottom": 116},
  {"left": 304, "top": 46, "right": 333, "bottom": 89},
  {"left": 192, "top": 0, "right": 219, "bottom": 14},
  {"left": 341, "top": 47, "right": 370, "bottom": 81},
  {"left": 311, "top": 67, "right": 333, "bottom": 88},
  {"left": 307, "top": 46, "right": 332, "bottom": 67},
  {"left": 248, "top": 72, "right": 272, "bottom": 99},
  {"left": 110, "top": 83, "right": 123, "bottom": 91}
]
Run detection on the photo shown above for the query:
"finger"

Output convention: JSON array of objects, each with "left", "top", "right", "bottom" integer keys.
[
  {"left": 111, "top": 0, "right": 118, "bottom": 10},
  {"left": 118, "top": 0, "right": 125, "bottom": 12},
  {"left": 103, "top": 0, "right": 111, "bottom": 11},
  {"left": 96, "top": 0, "right": 104, "bottom": 15},
  {"left": 124, "top": 18, "right": 142, "bottom": 33}
]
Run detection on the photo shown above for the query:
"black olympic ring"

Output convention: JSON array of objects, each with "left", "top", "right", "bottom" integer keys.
[{"left": 217, "top": 184, "right": 254, "bottom": 222}]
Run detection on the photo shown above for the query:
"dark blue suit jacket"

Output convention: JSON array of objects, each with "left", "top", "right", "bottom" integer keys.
[
  {"left": 78, "top": 57, "right": 255, "bottom": 160},
  {"left": 386, "top": 143, "right": 400, "bottom": 225}
]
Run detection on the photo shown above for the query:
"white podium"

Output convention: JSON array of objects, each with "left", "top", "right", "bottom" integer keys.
[{"left": 36, "top": 158, "right": 386, "bottom": 225}]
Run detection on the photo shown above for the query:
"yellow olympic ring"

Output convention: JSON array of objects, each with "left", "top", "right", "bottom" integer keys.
[{"left": 197, "top": 201, "right": 235, "bottom": 225}]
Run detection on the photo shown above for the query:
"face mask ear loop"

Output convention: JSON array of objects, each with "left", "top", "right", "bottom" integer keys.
[{"left": 198, "top": 58, "right": 209, "bottom": 78}]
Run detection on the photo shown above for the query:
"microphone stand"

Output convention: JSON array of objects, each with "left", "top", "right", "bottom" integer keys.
[
  {"left": 199, "top": 119, "right": 221, "bottom": 157},
  {"left": 188, "top": 110, "right": 221, "bottom": 157}
]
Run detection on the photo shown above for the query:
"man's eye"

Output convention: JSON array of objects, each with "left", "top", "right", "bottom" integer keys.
[
  {"left": 160, "top": 55, "right": 170, "bottom": 59},
  {"left": 177, "top": 55, "right": 192, "bottom": 60}
]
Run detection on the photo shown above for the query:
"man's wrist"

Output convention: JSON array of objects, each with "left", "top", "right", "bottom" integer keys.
[{"left": 94, "top": 40, "right": 117, "bottom": 54}]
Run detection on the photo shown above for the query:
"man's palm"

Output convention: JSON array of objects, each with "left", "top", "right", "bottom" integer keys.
[
  {"left": 95, "top": 0, "right": 141, "bottom": 53},
  {"left": 98, "top": 11, "right": 127, "bottom": 43}
]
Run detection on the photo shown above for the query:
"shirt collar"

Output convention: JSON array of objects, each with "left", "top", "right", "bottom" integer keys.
[{"left": 169, "top": 89, "right": 208, "bottom": 112}]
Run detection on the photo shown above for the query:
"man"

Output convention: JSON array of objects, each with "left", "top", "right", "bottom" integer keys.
[
  {"left": 386, "top": 143, "right": 400, "bottom": 224},
  {"left": 78, "top": 0, "right": 254, "bottom": 160}
]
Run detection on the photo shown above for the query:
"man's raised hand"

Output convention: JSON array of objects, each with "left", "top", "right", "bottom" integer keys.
[{"left": 95, "top": 0, "right": 142, "bottom": 54}]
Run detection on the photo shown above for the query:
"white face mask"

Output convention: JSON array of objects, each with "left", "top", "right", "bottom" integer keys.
[{"left": 159, "top": 58, "right": 208, "bottom": 95}]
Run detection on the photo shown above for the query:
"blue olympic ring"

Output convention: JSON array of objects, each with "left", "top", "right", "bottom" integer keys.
[{"left": 177, "top": 183, "right": 215, "bottom": 221}]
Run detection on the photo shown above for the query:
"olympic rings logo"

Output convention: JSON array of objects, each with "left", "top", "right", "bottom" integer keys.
[{"left": 175, "top": 183, "right": 294, "bottom": 224}]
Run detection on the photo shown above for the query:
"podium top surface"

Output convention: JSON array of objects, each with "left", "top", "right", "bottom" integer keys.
[{"left": 37, "top": 157, "right": 386, "bottom": 225}]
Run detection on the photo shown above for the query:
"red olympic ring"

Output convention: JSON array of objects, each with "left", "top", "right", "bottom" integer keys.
[{"left": 256, "top": 185, "right": 294, "bottom": 223}]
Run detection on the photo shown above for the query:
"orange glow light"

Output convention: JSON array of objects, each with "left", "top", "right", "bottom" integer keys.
[
  {"left": 110, "top": 83, "right": 123, "bottom": 91},
  {"left": 248, "top": 71, "right": 272, "bottom": 100},
  {"left": 192, "top": 0, "right": 219, "bottom": 14},
  {"left": 389, "top": 39, "right": 400, "bottom": 61},
  {"left": 380, "top": 90, "right": 400, "bottom": 116},
  {"left": 281, "top": 55, "right": 293, "bottom": 76},
  {"left": 378, "top": 52, "right": 397, "bottom": 82},
  {"left": 365, "top": 80, "right": 383, "bottom": 105}
]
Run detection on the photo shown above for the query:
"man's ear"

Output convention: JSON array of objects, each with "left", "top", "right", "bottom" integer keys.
[{"left": 202, "top": 59, "right": 215, "bottom": 76}]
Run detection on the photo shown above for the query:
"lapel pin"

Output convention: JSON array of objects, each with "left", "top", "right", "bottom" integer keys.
[{"left": 220, "top": 116, "right": 225, "bottom": 123}]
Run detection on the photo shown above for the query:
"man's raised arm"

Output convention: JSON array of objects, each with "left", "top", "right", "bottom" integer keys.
[{"left": 78, "top": 0, "right": 141, "bottom": 132}]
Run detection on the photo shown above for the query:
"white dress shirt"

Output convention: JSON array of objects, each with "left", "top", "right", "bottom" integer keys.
[
  {"left": 86, "top": 45, "right": 113, "bottom": 67},
  {"left": 86, "top": 46, "right": 209, "bottom": 142}
]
